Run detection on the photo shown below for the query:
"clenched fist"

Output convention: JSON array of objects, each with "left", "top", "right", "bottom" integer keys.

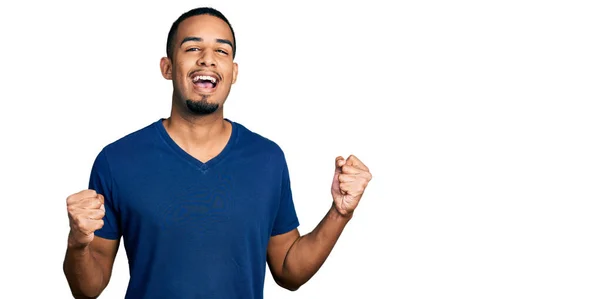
[
  {"left": 66, "top": 189, "right": 105, "bottom": 249},
  {"left": 331, "top": 155, "right": 372, "bottom": 217}
]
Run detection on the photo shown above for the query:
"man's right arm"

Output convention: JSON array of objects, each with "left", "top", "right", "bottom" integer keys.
[
  {"left": 63, "top": 189, "right": 119, "bottom": 298},
  {"left": 63, "top": 237, "right": 119, "bottom": 298}
]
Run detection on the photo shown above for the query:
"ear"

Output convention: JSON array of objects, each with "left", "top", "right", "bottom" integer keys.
[
  {"left": 160, "top": 57, "right": 173, "bottom": 80},
  {"left": 231, "top": 62, "right": 238, "bottom": 84}
]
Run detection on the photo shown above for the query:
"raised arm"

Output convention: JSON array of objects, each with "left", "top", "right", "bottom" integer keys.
[
  {"left": 266, "top": 155, "right": 372, "bottom": 291},
  {"left": 63, "top": 190, "right": 120, "bottom": 298}
]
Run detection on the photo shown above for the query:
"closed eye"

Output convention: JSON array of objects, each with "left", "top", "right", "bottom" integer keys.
[
  {"left": 217, "top": 49, "right": 229, "bottom": 55},
  {"left": 186, "top": 47, "right": 200, "bottom": 52}
]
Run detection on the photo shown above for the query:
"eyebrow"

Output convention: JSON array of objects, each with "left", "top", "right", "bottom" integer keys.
[{"left": 180, "top": 36, "right": 234, "bottom": 49}]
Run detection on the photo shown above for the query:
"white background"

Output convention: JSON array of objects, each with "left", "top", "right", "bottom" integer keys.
[{"left": 0, "top": 0, "right": 599, "bottom": 298}]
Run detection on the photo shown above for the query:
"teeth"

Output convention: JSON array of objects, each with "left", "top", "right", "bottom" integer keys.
[{"left": 193, "top": 75, "right": 217, "bottom": 84}]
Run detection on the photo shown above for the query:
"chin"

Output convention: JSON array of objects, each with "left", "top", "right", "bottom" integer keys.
[{"left": 185, "top": 98, "right": 220, "bottom": 115}]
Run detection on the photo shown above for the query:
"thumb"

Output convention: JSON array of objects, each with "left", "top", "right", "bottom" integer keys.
[{"left": 335, "top": 156, "right": 345, "bottom": 173}]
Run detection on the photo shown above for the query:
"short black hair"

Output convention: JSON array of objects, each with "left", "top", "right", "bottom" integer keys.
[{"left": 166, "top": 7, "right": 236, "bottom": 59}]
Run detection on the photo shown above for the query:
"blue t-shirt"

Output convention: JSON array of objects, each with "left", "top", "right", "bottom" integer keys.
[{"left": 89, "top": 118, "right": 300, "bottom": 299}]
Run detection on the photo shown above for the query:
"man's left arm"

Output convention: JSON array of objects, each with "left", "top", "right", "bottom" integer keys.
[{"left": 267, "top": 155, "right": 372, "bottom": 291}]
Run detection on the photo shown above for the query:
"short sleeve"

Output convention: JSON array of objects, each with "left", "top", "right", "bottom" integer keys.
[
  {"left": 88, "top": 149, "right": 121, "bottom": 240},
  {"left": 271, "top": 157, "right": 300, "bottom": 236}
]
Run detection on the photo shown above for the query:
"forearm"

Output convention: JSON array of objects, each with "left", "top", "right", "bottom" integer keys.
[
  {"left": 280, "top": 203, "right": 352, "bottom": 289},
  {"left": 63, "top": 239, "right": 105, "bottom": 298}
]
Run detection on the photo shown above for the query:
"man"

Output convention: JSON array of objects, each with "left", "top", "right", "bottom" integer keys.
[{"left": 63, "top": 7, "right": 372, "bottom": 299}]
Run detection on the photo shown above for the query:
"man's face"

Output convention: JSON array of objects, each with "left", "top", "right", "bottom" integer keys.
[{"left": 161, "top": 14, "right": 238, "bottom": 115}]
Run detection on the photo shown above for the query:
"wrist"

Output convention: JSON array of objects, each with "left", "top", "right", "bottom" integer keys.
[
  {"left": 329, "top": 203, "right": 353, "bottom": 222},
  {"left": 67, "top": 231, "right": 90, "bottom": 252}
]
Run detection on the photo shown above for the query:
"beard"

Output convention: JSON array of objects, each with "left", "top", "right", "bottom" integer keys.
[{"left": 185, "top": 95, "right": 219, "bottom": 115}]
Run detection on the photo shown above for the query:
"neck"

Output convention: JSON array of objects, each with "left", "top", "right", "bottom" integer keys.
[{"left": 163, "top": 109, "right": 230, "bottom": 150}]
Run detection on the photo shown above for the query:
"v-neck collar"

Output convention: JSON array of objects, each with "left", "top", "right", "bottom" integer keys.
[{"left": 154, "top": 118, "right": 238, "bottom": 172}]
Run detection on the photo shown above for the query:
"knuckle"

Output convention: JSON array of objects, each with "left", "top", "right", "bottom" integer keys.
[
  {"left": 77, "top": 214, "right": 87, "bottom": 222},
  {"left": 66, "top": 194, "right": 77, "bottom": 204},
  {"left": 73, "top": 218, "right": 84, "bottom": 227},
  {"left": 84, "top": 198, "right": 96, "bottom": 207}
]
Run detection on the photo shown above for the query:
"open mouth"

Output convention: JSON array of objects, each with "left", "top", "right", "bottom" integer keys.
[{"left": 191, "top": 72, "right": 220, "bottom": 92}]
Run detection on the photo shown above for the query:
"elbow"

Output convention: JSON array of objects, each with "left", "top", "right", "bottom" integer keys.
[
  {"left": 275, "top": 277, "right": 304, "bottom": 292},
  {"left": 286, "top": 286, "right": 301, "bottom": 292},
  {"left": 70, "top": 288, "right": 101, "bottom": 299},
  {"left": 282, "top": 283, "right": 301, "bottom": 292}
]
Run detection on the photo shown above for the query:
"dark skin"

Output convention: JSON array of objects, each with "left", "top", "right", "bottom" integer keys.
[{"left": 63, "top": 14, "right": 372, "bottom": 298}]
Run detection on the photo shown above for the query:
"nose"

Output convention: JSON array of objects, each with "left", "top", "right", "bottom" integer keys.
[{"left": 197, "top": 50, "right": 216, "bottom": 67}]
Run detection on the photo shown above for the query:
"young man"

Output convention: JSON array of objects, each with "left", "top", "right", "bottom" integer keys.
[{"left": 63, "top": 7, "right": 372, "bottom": 299}]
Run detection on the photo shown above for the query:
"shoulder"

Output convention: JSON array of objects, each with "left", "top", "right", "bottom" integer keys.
[
  {"left": 95, "top": 119, "right": 162, "bottom": 162},
  {"left": 233, "top": 120, "right": 285, "bottom": 156},
  {"left": 230, "top": 120, "right": 288, "bottom": 166}
]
